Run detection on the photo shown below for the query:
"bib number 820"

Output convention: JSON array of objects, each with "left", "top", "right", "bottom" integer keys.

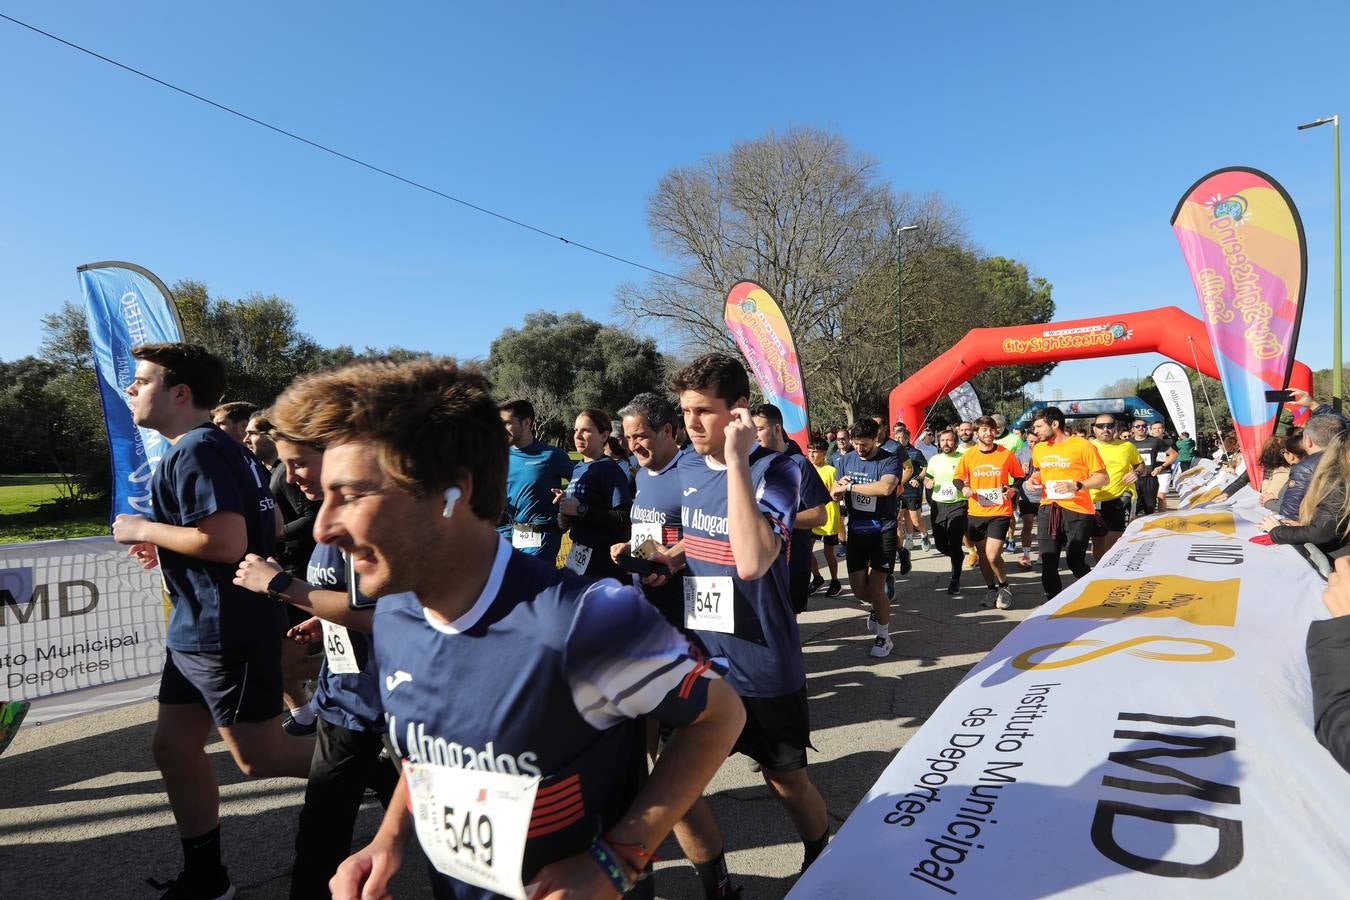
[{"left": 440, "top": 806, "right": 494, "bottom": 868}]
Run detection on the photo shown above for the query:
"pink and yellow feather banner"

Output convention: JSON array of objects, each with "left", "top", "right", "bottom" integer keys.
[{"left": 1171, "top": 167, "right": 1307, "bottom": 485}]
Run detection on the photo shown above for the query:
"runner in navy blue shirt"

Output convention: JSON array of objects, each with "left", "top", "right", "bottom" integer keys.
[
  {"left": 613, "top": 393, "right": 688, "bottom": 630},
  {"left": 751, "top": 405, "right": 831, "bottom": 616},
  {"left": 653, "top": 353, "right": 832, "bottom": 874},
  {"left": 283, "top": 357, "right": 743, "bottom": 900},
  {"left": 232, "top": 394, "right": 399, "bottom": 900},
  {"left": 557, "top": 408, "right": 633, "bottom": 580},
  {"left": 499, "top": 399, "right": 574, "bottom": 562},
  {"left": 613, "top": 392, "right": 740, "bottom": 899},
  {"left": 832, "top": 418, "right": 904, "bottom": 658},
  {"left": 113, "top": 343, "right": 312, "bottom": 900}
]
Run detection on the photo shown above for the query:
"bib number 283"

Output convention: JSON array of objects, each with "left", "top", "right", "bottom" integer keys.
[{"left": 684, "top": 576, "right": 735, "bottom": 633}]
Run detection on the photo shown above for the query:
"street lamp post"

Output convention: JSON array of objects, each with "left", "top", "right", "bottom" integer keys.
[
  {"left": 1298, "top": 114, "right": 1342, "bottom": 410},
  {"left": 895, "top": 223, "right": 920, "bottom": 385}
]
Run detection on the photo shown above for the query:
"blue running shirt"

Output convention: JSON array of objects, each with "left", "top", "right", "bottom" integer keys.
[
  {"left": 151, "top": 424, "right": 283, "bottom": 651},
  {"left": 784, "top": 444, "right": 833, "bottom": 575},
  {"left": 837, "top": 447, "right": 903, "bottom": 534},
  {"left": 678, "top": 446, "right": 805, "bottom": 698},
  {"left": 629, "top": 448, "right": 687, "bottom": 627},
  {"left": 566, "top": 457, "right": 633, "bottom": 552},
  {"left": 306, "top": 542, "right": 383, "bottom": 733},
  {"left": 372, "top": 538, "right": 719, "bottom": 897}
]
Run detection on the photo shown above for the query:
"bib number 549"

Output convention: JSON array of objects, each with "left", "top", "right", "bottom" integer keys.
[{"left": 440, "top": 805, "right": 494, "bottom": 869}]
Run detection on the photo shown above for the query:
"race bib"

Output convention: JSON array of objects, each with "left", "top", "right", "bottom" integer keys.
[
  {"left": 975, "top": 488, "right": 1003, "bottom": 507},
  {"left": 630, "top": 522, "right": 662, "bottom": 548},
  {"left": 511, "top": 527, "right": 543, "bottom": 550},
  {"left": 322, "top": 621, "right": 360, "bottom": 675},
  {"left": 934, "top": 483, "right": 959, "bottom": 502},
  {"left": 850, "top": 492, "right": 878, "bottom": 513},
  {"left": 565, "top": 543, "right": 592, "bottom": 575},
  {"left": 406, "top": 762, "right": 539, "bottom": 900},
  {"left": 684, "top": 576, "right": 735, "bottom": 634},
  {"left": 1046, "top": 479, "right": 1077, "bottom": 500}
]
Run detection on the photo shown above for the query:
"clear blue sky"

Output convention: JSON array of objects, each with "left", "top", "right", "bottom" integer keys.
[{"left": 1, "top": 2, "right": 1345, "bottom": 405}]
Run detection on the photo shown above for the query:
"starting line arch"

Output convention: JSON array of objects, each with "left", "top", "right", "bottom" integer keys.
[{"left": 889, "top": 305, "right": 1313, "bottom": 431}]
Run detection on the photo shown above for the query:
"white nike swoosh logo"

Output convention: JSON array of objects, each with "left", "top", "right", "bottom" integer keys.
[
  {"left": 683, "top": 487, "right": 698, "bottom": 496},
  {"left": 385, "top": 671, "right": 413, "bottom": 692}
]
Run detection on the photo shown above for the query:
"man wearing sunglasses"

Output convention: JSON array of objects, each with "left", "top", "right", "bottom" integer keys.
[
  {"left": 1089, "top": 417, "right": 1144, "bottom": 558},
  {"left": 1128, "top": 419, "right": 1177, "bottom": 515}
]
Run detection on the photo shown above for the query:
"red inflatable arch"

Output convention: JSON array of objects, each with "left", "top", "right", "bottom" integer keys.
[{"left": 889, "top": 305, "right": 1313, "bottom": 432}]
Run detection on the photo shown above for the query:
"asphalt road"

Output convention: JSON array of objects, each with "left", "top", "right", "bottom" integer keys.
[{"left": 0, "top": 543, "right": 1042, "bottom": 899}]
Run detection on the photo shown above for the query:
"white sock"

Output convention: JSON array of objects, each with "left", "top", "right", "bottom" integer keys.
[{"left": 289, "top": 705, "right": 315, "bottom": 726}]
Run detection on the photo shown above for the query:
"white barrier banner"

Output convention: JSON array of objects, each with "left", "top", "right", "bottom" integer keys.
[
  {"left": 793, "top": 489, "right": 1350, "bottom": 897},
  {"left": 1, "top": 537, "right": 166, "bottom": 725}
]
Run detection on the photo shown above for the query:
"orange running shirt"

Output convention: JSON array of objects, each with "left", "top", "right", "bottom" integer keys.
[
  {"left": 1032, "top": 435, "right": 1105, "bottom": 515},
  {"left": 954, "top": 445, "right": 1025, "bottom": 518}
]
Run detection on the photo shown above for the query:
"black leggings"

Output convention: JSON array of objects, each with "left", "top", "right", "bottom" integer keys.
[{"left": 932, "top": 513, "right": 967, "bottom": 579}]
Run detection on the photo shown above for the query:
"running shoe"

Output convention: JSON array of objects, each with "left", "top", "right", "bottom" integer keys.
[
  {"left": 966, "top": 549, "right": 979, "bottom": 569},
  {"left": 920, "top": 535, "right": 932, "bottom": 552},
  {"left": 870, "top": 632, "right": 895, "bottom": 658},
  {"left": 980, "top": 587, "right": 999, "bottom": 608},
  {"left": 995, "top": 586, "right": 1014, "bottom": 610},
  {"left": 825, "top": 579, "right": 842, "bottom": 596},
  {"left": 836, "top": 542, "right": 848, "bottom": 559},
  {"left": 149, "top": 871, "right": 235, "bottom": 900},
  {"left": 946, "top": 577, "right": 961, "bottom": 595},
  {"left": 898, "top": 548, "right": 912, "bottom": 576},
  {"left": 1018, "top": 553, "right": 1033, "bottom": 570},
  {"left": 808, "top": 574, "right": 824, "bottom": 595},
  {"left": 282, "top": 712, "right": 317, "bottom": 737}
]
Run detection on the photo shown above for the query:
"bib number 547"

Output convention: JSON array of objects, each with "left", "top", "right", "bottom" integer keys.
[{"left": 684, "top": 576, "right": 735, "bottom": 634}]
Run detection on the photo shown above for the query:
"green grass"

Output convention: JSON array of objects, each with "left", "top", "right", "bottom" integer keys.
[{"left": 0, "top": 475, "right": 108, "bottom": 544}]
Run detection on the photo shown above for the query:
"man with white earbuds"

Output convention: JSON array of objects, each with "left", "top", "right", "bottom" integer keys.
[
  {"left": 295, "top": 357, "right": 744, "bottom": 900},
  {"left": 233, "top": 374, "right": 397, "bottom": 900}
]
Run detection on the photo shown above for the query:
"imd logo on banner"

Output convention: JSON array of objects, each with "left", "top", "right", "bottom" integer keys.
[
  {"left": 1139, "top": 513, "right": 1236, "bottom": 536},
  {"left": 1051, "top": 575, "right": 1239, "bottom": 626}
]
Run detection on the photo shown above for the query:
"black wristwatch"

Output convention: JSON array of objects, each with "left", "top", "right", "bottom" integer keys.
[
  {"left": 1074, "top": 481, "right": 1083, "bottom": 491},
  {"left": 266, "top": 570, "right": 293, "bottom": 601}
]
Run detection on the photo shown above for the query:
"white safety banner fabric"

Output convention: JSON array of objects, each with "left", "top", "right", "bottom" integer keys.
[
  {"left": 792, "top": 488, "right": 1350, "bottom": 897},
  {"left": 1, "top": 537, "right": 166, "bottom": 725}
]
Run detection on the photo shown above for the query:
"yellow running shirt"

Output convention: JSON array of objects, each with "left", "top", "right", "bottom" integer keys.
[{"left": 1090, "top": 440, "right": 1143, "bottom": 503}]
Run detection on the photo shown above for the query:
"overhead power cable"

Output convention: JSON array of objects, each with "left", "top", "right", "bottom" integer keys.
[{"left": 0, "top": 11, "right": 711, "bottom": 291}]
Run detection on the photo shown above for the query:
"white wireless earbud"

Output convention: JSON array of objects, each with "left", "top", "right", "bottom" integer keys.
[{"left": 442, "top": 486, "right": 463, "bottom": 519}]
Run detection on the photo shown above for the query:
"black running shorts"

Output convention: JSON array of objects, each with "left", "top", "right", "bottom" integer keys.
[
  {"left": 845, "top": 529, "right": 896, "bottom": 574},
  {"left": 732, "top": 685, "right": 812, "bottom": 772},
  {"left": 160, "top": 644, "right": 283, "bottom": 726},
  {"left": 966, "top": 515, "right": 1011, "bottom": 543},
  {"left": 1097, "top": 497, "right": 1128, "bottom": 533}
]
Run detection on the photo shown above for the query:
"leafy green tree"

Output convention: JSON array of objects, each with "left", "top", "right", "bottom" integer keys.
[
  {"left": 618, "top": 127, "right": 1053, "bottom": 426},
  {"left": 487, "top": 311, "right": 669, "bottom": 445}
]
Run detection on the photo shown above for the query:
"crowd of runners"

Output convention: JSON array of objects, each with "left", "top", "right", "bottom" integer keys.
[{"left": 112, "top": 341, "right": 1211, "bottom": 899}]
